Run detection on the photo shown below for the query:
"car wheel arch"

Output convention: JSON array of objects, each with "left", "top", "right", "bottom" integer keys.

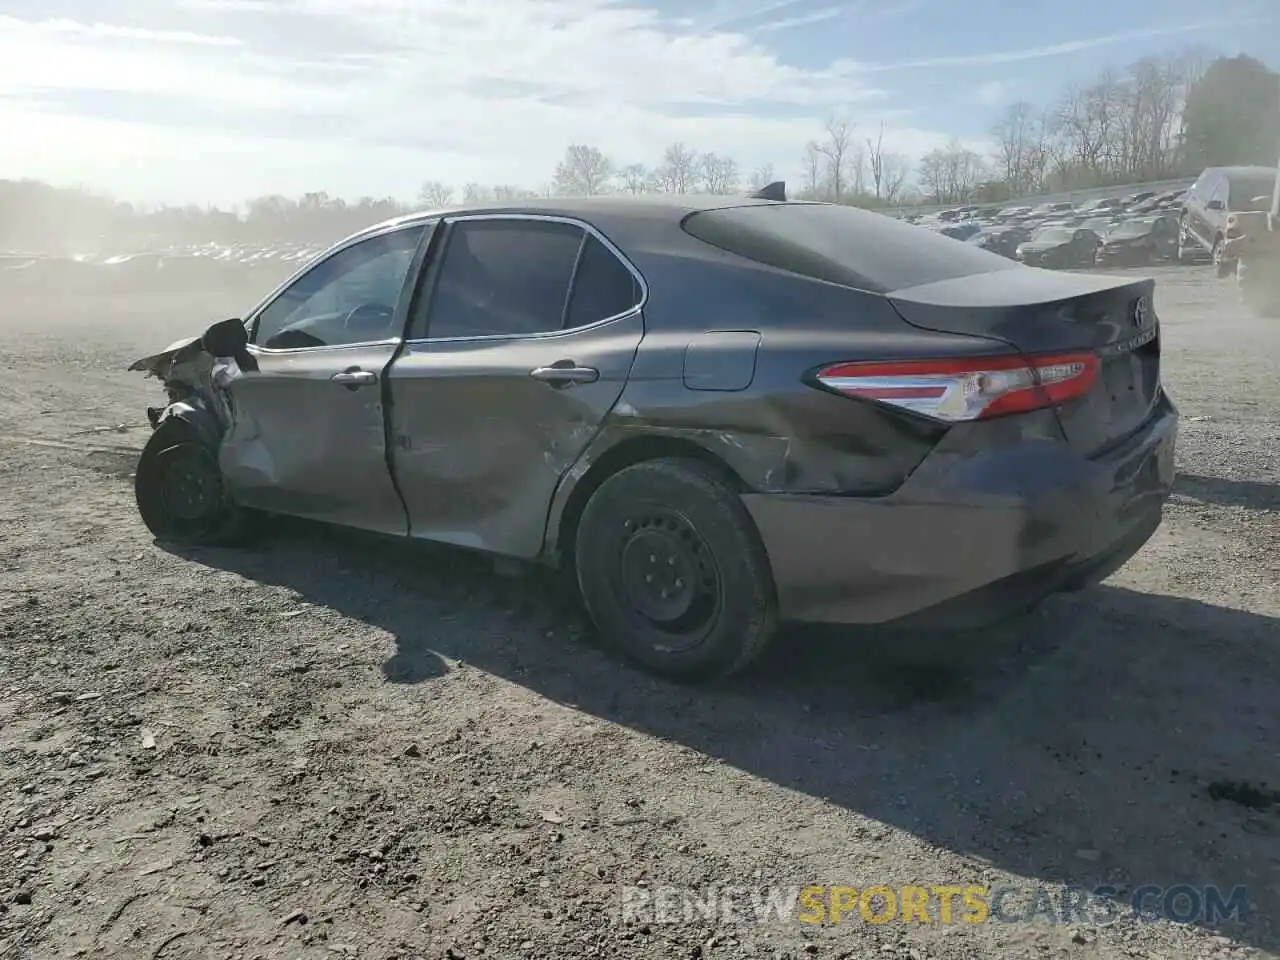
[
  {"left": 548, "top": 434, "right": 749, "bottom": 570},
  {"left": 151, "top": 399, "right": 224, "bottom": 453}
]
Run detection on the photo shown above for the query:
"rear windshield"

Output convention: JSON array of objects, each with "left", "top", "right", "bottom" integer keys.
[
  {"left": 1033, "top": 227, "right": 1073, "bottom": 242},
  {"left": 680, "top": 202, "right": 1018, "bottom": 294},
  {"left": 1228, "top": 173, "right": 1276, "bottom": 211},
  {"left": 1108, "top": 220, "right": 1153, "bottom": 238}
]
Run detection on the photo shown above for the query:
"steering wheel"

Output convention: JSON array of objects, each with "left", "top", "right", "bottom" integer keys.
[{"left": 342, "top": 302, "right": 395, "bottom": 333}]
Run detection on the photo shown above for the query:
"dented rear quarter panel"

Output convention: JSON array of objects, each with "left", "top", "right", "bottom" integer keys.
[{"left": 541, "top": 248, "right": 1018, "bottom": 560}]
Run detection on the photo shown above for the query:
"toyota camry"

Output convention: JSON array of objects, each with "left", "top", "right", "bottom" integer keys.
[{"left": 128, "top": 186, "right": 1178, "bottom": 681}]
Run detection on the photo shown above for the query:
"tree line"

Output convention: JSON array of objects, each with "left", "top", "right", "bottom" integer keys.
[
  {"left": 434, "top": 51, "right": 1277, "bottom": 208},
  {"left": 968, "top": 50, "right": 1280, "bottom": 205},
  {"left": 1, "top": 49, "right": 1273, "bottom": 253}
]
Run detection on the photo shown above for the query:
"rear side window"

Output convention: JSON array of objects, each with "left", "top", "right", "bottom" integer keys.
[
  {"left": 1227, "top": 172, "right": 1277, "bottom": 211},
  {"left": 680, "top": 203, "right": 1019, "bottom": 294},
  {"left": 417, "top": 219, "right": 582, "bottom": 339},
  {"left": 566, "top": 235, "right": 642, "bottom": 327}
]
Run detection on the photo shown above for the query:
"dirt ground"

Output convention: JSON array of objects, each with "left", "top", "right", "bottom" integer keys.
[{"left": 1, "top": 264, "right": 1277, "bottom": 960}]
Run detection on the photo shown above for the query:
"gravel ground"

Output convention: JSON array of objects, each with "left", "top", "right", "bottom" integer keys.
[{"left": 0, "top": 264, "right": 1277, "bottom": 960}]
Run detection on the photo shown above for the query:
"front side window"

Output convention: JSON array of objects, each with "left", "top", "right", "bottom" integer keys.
[
  {"left": 1208, "top": 175, "right": 1228, "bottom": 207},
  {"left": 416, "top": 219, "right": 584, "bottom": 339},
  {"left": 254, "top": 225, "right": 426, "bottom": 349}
]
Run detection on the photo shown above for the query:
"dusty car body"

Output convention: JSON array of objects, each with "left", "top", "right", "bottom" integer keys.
[
  {"left": 1015, "top": 226, "right": 1102, "bottom": 268},
  {"left": 130, "top": 193, "right": 1178, "bottom": 681},
  {"left": 1179, "top": 166, "right": 1278, "bottom": 276},
  {"left": 1095, "top": 216, "right": 1179, "bottom": 267},
  {"left": 969, "top": 226, "right": 1032, "bottom": 260}
]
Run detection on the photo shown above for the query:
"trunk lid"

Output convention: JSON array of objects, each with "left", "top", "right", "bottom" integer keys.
[{"left": 886, "top": 268, "right": 1161, "bottom": 455}]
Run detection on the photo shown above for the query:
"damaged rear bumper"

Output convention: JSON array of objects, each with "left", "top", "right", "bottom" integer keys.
[{"left": 741, "top": 395, "right": 1178, "bottom": 628}]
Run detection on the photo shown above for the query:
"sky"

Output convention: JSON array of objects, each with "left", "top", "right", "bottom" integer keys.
[{"left": 0, "top": 0, "right": 1274, "bottom": 206}]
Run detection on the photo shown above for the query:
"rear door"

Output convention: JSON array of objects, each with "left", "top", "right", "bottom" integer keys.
[
  {"left": 386, "top": 214, "right": 645, "bottom": 557},
  {"left": 220, "top": 222, "right": 431, "bottom": 534}
]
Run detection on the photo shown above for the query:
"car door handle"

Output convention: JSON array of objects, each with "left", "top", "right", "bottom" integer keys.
[
  {"left": 331, "top": 369, "right": 377, "bottom": 388},
  {"left": 529, "top": 363, "right": 599, "bottom": 386}
]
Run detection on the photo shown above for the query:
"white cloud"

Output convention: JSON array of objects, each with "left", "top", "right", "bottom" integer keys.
[
  {"left": 0, "top": 1, "right": 973, "bottom": 205},
  {"left": 972, "top": 81, "right": 1007, "bottom": 107},
  {"left": 11, "top": 16, "right": 243, "bottom": 45},
  {"left": 754, "top": 8, "right": 845, "bottom": 33},
  {"left": 859, "top": 17, "right": 1275, "bottom": 71}
]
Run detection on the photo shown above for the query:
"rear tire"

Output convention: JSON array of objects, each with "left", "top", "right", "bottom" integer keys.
[
  {"left": 573, "top": 458, "right": 777, "bottom": 682},
  {"left": 135, "top": 432, "right": 247, "bottom": 544},
  {"left": 1212, "top": 235, "right": 1234, "bottom": 279}
]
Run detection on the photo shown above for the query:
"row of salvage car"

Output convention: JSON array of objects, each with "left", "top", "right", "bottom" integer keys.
[{"left": 906, "top": 188, "right": 1188, "bottom": 270}]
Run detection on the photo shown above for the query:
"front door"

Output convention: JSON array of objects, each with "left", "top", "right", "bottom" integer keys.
[
  {"left": 386, "top": 214, "right": 646, "bottom": 558},
  {"left": 219, "top": 222, "right": 431, "bottom": 535}
]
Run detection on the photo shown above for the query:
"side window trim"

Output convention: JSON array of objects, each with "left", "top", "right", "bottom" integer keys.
[
  {"left": 560, "top": 232, "right": 591, "bottom": 330},
  {"left": 405, "top": 213, "right": 648, "bottom": 345},
  {"left": 246, "top": 220, "right": 434, "bottom": 353}
]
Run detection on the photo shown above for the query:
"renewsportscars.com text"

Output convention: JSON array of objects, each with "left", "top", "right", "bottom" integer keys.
[{"left": 619, "top": 884, "right": 1249, "bottom": 927}]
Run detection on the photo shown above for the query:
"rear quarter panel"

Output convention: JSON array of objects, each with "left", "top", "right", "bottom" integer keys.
[{"left": 542, "top": 252, "right": 1032, "bottom": 558}]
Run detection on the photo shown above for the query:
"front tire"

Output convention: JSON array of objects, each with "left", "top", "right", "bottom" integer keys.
[
  {"left": 1177, "top": 219, "right": 1196, "bottom": 263},
  {"left": 135, "top": 434, "right": 246, "bottom": 544},
  {"left": 574, "top": 458, "right": 777, "bottom": 682}
]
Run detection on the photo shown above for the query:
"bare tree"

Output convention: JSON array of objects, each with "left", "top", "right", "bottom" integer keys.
[
  {"left": 991, "top": 102, "right": 1040, "bottom": 194},
  {"left": 880, "top": 153, "right": 911, "bottom": 204},
  {"left": 552, "top": 144, "right": 614, "bottom": 196},
  {"left": 619, "top": 164, "right": 652, "bottom": 194},
  {"left": 815, "top": 117, "right": 854, "bottom": 200},
  {"left": 747, "top": 163, "right": 776, "bottom": 191},
  {"left": 417, "top": 180, "right": 454, "bottom": 208},
  {"left": 984, "top": 47, "right": 1205, "bottom": 197},
  {"left": 462, "top": 183, "right": 492, "bottom": 204},
  {"left": 699, "top": 153, "right": 740, "bottom": 194},
  {"left": 656, "top": 142, "right": 698, "bottom": 193},
  {"left": 413, "top": 185, "right": 447, "bottom": 209},
  {"left": 491, "top": 185, "right": 540, "bottom": 201},
  {"left": 917, "top": 139, "right": 988, "bottom": 204},
  {"left": 866, "top": 121, "right": 890, "bottom": 201},
  {"left": 801, "top": 142, "right": 823, "bottom": 198}
]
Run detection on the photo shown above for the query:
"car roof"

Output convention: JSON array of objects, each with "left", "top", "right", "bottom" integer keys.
[
  {"left": 1207, "top": 165, "right": 1277, "bottom": 178},
  {"left": 354, "top": 194, "right": 777, "bottom": 236},
  {"left": 338, "top": 194, "right": 796, "bottom": 259}
]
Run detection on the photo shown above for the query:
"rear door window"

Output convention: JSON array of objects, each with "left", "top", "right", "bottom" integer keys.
[
  {"left": 680, "top": 202, "right": 1019, "bottom": 294},
  {"left": 414, "top": 218, "right": 583, "bottom": 339},
  {"left": 565, "top": 235, "right": 642, "bottom": 328}
]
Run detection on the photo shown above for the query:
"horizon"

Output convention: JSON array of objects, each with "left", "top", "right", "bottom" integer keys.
[{"left": 0, "top": 0, "right": 1275, "bottom": 207}]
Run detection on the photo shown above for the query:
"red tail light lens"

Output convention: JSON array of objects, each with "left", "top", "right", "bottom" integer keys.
[{"left": 812, "top": 352, "right": 1101, "bottom": 422}]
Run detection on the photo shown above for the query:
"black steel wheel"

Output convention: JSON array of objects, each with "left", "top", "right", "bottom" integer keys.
[
  {"left": 574, "top": 458, "right": 777, "bottom": 681},
  {"left": 615, "top": 505, "right": 722, "bottom": 646},
  {"left": 135, "top": 433, "right": 246, "bottom": 544}
]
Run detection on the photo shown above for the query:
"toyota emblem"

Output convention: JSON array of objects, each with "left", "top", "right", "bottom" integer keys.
[{"left": 1132, "top": 296, "right": 1149, "bottom": 327}]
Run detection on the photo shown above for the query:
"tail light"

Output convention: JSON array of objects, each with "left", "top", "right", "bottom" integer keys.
[{"left": 811, "top": 352, "right": 1101, "bottom": 422}]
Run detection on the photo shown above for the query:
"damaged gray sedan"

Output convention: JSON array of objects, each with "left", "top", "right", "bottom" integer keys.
[{"left": 130, "top": 192, "right": 1178, "bottom": 681}]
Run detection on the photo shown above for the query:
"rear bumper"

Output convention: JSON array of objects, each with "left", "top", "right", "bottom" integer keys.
[{"left": 742, "top": 394, "right": 1178, "bottom": 627}]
